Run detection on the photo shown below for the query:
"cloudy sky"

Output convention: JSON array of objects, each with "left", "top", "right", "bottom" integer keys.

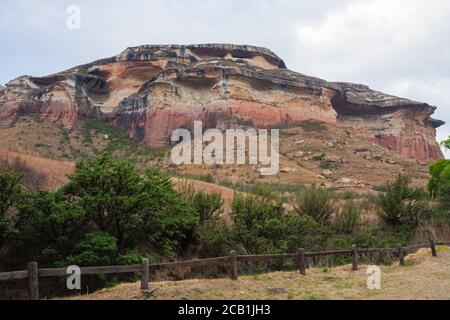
[{"left": 1, "top": 0, "right": 450, "bottom": 150}]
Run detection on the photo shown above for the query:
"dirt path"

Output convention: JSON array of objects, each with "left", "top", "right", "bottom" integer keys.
[{"left": 65, "top": 247, "right": 450, "bottom": 300}]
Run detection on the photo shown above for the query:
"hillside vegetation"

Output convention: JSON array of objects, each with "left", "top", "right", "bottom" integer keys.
[{"left": 2, "top": 136, "right": 450, "bottom": 299}]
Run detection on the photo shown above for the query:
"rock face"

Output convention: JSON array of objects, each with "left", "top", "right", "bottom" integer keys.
[{"left": 0, "top": 44, "right": 444, "bottom": 162}]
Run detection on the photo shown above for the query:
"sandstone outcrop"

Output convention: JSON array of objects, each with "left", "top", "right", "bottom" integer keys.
[{"left": 0, "top": 44, "right": 444, "bottom": 162}]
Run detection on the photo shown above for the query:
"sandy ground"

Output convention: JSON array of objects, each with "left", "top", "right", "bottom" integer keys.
[{"left": 64, "top": 247, "right": 450, "bottom": 300}]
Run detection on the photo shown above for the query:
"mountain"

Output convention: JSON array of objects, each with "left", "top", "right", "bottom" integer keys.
[{"left": 0, "top": 44, "right": 444, "bottom": 164}]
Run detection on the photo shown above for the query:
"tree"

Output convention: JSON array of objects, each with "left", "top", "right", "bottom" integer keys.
[
  {"left": 0, "top": 169, "right": 23, "bottom": 250},
  {"left": 63, "top": 153, "right": 198, "bottom": 255},
  {"left": 429, "top": 159, "right": 450, "bottom": 206},
  {"left": 57, "top": 231, "right": 118, "bottom": 267},
  {"left": 379, "top": 174, "right": 426, "bottom": 227},
  {"left": 15, "top": 190, "right": 87, "bottom": 263},
  {"left": 440, "top": 136, "right": 450, "bottom": 152},
  {"left": 430, "top": 137, "right": 450, "bottom": 207}
]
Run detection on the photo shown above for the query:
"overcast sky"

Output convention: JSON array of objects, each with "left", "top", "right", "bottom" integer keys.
[{"left": 1, "top": 0, "right": 450, "bottom": 151}]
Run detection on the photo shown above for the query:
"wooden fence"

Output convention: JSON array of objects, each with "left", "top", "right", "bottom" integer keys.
[{"left": 1, "top": 240, "right": 448, "bottom": 300}]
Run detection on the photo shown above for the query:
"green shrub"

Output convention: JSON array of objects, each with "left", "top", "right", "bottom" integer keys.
[
  {"left": 312, "top": 153, "right": 326, "bottom": 161},
  {"left": 63, "top": 154, "right": 199, "bottom": 256},
  {"left": 231, "top": 193, "right": 285, "bottom": 254},
  {"left": 429, "top": 159, "right": 450, "bottom": 208},
  {"left": 117, "top": 250, "right": 155, "bottom": 265},
  {"left": 230, "top": 193, "right": 328, "bottom": 254},
  {"left": 196, "top": 219, "right": 235, "bottom": 257},
  {"left": 192, "top": 192, "right": 223, "bottom": 224},
  {"left": 334, "top": 201, "right": 362, "bottom": 235},
  {"left": 294, "top": 187, "right": 335, "bottom": 224},
  {"left": 0, "top": 168, "right": 24, "bottom": 251},
  {"left": 15, "top": 190, "right": 87, "bottom": 264},
  {"left": 378, "top": 174, "right": 427, "bottom": 227},
  {"left": 320, "top": 161, "right": 335, "bottom": 170},
  {"left": 57, "top": 231, "right": 118, "bottom": 267}
]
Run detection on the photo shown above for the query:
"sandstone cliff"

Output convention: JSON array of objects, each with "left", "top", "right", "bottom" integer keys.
[{"left": 0, "top": 44, "right": 444, "bottom": 163}]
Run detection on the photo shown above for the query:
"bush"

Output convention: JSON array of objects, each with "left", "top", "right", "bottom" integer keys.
[
  {"left": 231, "top": 193, "right": 285, "bottom": 254},
  {"left": 429, "top": 159, "right": 450, "bottom": 208},
  {"left": 294, "top": 187, "right": 335, "bottom": 224},
  {"left": 14, "top": 190, "right": 87, "bottom": 265},
  {"left": 0, "top": 168, "right": 24, "bottom": 251},
  {"left": 334, "top": 201, "right": 363, "bottom": 235},
  {"left": 230, "top": 193, "right": 328, "bottom": 254},
  {"left": 192, "top": 192, "right": 223, "bottom": 224},
  {"left": 63, "top": 154, "right": 199, "bottom": 256},
  {"left": 0, "top": 153, "right": 201, "bottom": 270},
  {"left": 378, "top": 174, "right": 427, "bottom": 227},
  {"left": 57, "top": 231, "right": 118, "bottom": 267},
  {"left": 117, "top": 250, "right": 154, "bottom": 265},
  {"left": 196, "top": 219, "right": 235, "bottom": 257}
]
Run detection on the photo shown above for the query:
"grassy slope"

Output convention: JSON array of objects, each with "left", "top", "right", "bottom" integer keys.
[
  {"left": 66, "top": 247, "right": 450, "bottom": 300},
  {"left": 0, "top": 116, "right": 430, "bottom": 191}
]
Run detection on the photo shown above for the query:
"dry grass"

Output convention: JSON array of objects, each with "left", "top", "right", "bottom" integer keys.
[
  {"left": 0, "top": 116, "right": 430, "bottom": 193},
  {"left": 0, "top": 150, "right": 75, "bottom": 190},
  {"left": 172, "top": 177, "right": 235, "bottom": 211},
  {"left": 64, "top": 247, "right": 450, "bottom": 301},
  {"left": 170, "top": 122, "right": 430, "bottom": 191}
]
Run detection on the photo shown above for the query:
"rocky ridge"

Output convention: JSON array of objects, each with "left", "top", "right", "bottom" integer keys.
[{"left": 0, "top": 44, "right": 444, "bottom": 162}]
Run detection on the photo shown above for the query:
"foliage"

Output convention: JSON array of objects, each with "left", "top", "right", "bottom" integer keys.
[
  {"left": 0, "top": 168, "right": 24, "bottom": 250},
  {"left": 62, "top": 154, "right": 198, "bottom": 256},
  {"left": 179, "top": 181, "right": 224, "bottom": 224},
  {"left": 378, "top": 174, "right": 428, "bottom": 227},
  {"left": 192, "top": 192, "right": 223, "bottom": 224},
  {"left": 231, "top": 193, "right": 284, "bottom": 254},
  {"left": 57, "top": 231, "right": 118, "bottom": 267},
  {"left": 334, "top": 201, "right": 363, "bottom": 235},
  {"left": 312, "top": 153, "right": 326, "bottom": 161},
  {"left": 117, "top": 250, "right": 154, "bottom": 265},
  {"left": 429, "top": 159, "right": 450, "bottom": 208},
  {"left": 440, "top": 136, "right": 450, "bottom": 152},
  {"left": 230, "top": 193, "right": 328, "bottom": 254},
  {"left": 16, "top": 190, "right": 87, "bottom": 264},
  {"left": 294, "top": 187, "right": 335, "bottom": 224},
  {"left": 196, "top": 219, "right": 235, "bottom": 257},
  {"left": 5, "top": 147, "right": 450, "bottom": 298}
]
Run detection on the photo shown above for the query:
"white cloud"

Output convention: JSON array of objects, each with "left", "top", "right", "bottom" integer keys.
[
  {"left": 294, "top": 0, "right": 450, "bottom": 156},
  {"left": 294, "top": 0, "right": 450, "bottom": 80}
]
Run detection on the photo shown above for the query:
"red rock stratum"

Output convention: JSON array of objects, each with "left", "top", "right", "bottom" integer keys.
[{"left": 0, "top": 44, "right": 444, "bottom": 163}]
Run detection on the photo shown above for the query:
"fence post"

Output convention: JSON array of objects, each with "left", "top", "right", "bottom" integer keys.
[
  {"left": 398, "top": 244, "right": 405, "bottom": 266},
  {"left": 141, "top": 258, "right": 149, "bottom": 290},
  {"left": 351, "top": 245, "right": 358, "bottom": 271},
  {"left": 28, "top": 261, "right": 39, "bottom": 300},
  {"left": 229, "top": 250, "right": 238, "bottom": 280},
  {"left": 430, "top": 240, "right": 438, "bottom": 257},
  {"left": 297, "top": 248, "right": 306, "bottom": 276}
]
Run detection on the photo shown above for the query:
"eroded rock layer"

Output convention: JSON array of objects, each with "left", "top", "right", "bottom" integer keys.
[{"left": 0, "top": 44, "right": 444, "bottom": 162}]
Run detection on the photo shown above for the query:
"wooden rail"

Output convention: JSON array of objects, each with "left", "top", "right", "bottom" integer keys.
[{"left": 1, "top": 240, "right": 449, "bottom": 300}]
